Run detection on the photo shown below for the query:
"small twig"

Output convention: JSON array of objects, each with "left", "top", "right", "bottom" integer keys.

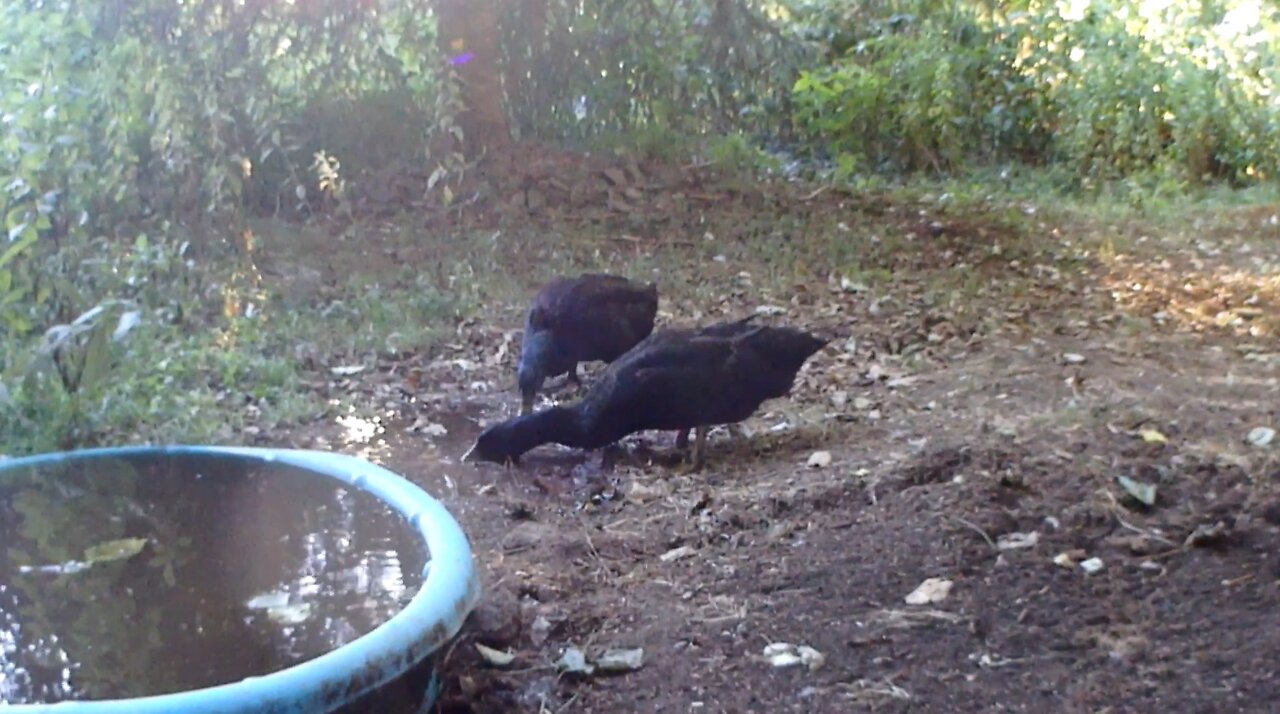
[
  {"left": 800, "top": 185, "right": 830, "bottom": 202},
  {"left": 1103, "top": 490, "right": 1179, "bottom": 546},
  {"left": 953, "top": 517, "right": 998, "bottom": 551},
  {"left": 1114, "top": 515, "right": 1179, "bottom": 547}
]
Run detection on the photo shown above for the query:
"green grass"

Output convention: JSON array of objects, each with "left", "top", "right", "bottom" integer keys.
[
  {"left": 4, "top": 165, "right": 1275, "bottom": 457},
  {"left": 0, "top": 234, "right": 483, "bottom": 457}
]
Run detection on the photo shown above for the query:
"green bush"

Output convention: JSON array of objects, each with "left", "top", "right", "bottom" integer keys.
[
  {"left": 0, "top": 1, "right": 449, "bottom": 286},
  {"left": 792, "top": 4, "right": 1048, "bottom": 174},
  {"left": 791, "top": 0, "right": 1280, "bottom": 183}
]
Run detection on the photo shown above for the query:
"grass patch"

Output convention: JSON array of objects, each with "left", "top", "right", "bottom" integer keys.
[
  {"left": 4, "top": 166, "right": 1274, "bottom": 457},
  {"left": 0, "top": 230, "right": 482, "bottom": 457}
]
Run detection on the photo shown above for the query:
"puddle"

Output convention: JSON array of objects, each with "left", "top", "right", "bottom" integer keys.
[{"left": 0, "top": 453, "right": 427, "bottom": 704}]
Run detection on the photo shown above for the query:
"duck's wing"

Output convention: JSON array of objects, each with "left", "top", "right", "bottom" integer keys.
[
  {"left": 694, "top": 314, "right": 759, "bottom": 338},
  {"left": 526, "top": 276, "right": 579, "bottom": 332},
  {"left": 550, "top": 277, "right": 658, "bottom": 356},
  {"left": 722, "top": 326, "right": 828, "bottom": 401},
  {"left": 572, "top": 334, "right": 733, "bottom": 437}
]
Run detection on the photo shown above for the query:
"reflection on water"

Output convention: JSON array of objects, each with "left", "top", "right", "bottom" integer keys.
[{"left": 0, "top": 454, "right": 427, "bottom": 704}]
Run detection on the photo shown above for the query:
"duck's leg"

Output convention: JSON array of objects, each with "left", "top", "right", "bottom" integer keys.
[
  {"left": 552, "top": 364, "right": 584, "bottom": 394},
  {"left": 689, "top": 425, "right": 708, "bottom": 472},
  {"left": 726, "top": 423, "right": 749, "bottom": 455},
  {"left": 675, "top": 428, "right": 690, "bottom": 450}
]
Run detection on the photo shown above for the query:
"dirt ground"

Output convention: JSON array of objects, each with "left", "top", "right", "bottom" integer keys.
[{"left": 268, "top": 149, "right": 1280, "bottom": 712}]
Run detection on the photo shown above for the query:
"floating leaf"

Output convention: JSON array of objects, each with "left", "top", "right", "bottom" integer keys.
[
  {"left": 18, "top": 561, "right": 89, "bottom": 576},
  {"left": 266, "top": 602, "right": 312, "bottom": 625},
  {"left": 246, "top": 591, "right": 291, "bottom": 610},
  {"left": 1117, "top": 475, "right": 1157, "bottom": 507},
  {"left": 83, "top": 537, "right": 147, "bottom": 565}
]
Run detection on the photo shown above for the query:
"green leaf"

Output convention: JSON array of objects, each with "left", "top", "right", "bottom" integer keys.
[
  {"left": 77, "top": 319, "right": 112, "bottom": 393},
  {"left": 1, "top": 287, "right": 24, "bottom": 305},
  {"left": 0, "top": 228, "right": 37, "bottom": 269},
  {"left": 7, "top": 222, "right": 30, "bottom": 242},
  {"left": 5, "top": 206, "right": 26, "bottom": 230}
]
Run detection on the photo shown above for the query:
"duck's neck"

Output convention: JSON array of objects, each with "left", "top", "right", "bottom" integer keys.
[{"left": 511, "top": 406, "right": 590, "bottom": 453}]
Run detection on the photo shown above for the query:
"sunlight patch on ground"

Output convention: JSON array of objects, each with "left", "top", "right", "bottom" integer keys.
[
  {"left": 336, "top": 414, "right": 381, "bottom": 444},
  {"left": 1103, "top": 259, "right": 1279, "bottom": 338}
]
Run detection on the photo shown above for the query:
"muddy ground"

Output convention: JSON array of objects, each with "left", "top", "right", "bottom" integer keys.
[{"left": 266, "top": 153, "right": 1279, "bottom": 713}]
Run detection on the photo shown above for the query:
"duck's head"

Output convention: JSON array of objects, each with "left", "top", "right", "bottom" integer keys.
[
  {"left": 462, "top": 419, "right": 528, "bottom": 465},
  {"left": 517, "top": 330, "right": 554, "bottom": 415},
  {"left": 462, "top": 408, "right": 576, "bottom": 465}
]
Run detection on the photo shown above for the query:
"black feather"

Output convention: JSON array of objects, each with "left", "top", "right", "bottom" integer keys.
[
  {"left": 469, "top": 318, "right": 828, "bottom": 465},
  {"left": 516, "top": 273, "right": 658, "bottom": 414}
]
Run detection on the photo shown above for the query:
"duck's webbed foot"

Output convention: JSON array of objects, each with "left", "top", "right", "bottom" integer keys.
[{"left": 672, "top": 426, "right": 708, "bottom": 474}]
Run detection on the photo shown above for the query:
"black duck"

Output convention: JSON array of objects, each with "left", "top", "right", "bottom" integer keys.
[
  {"left": 465, "top": 315, "right": 828, "bottom": 469},
  {"left": 517, "top": 273, "right": 659, "bottom": 416}
]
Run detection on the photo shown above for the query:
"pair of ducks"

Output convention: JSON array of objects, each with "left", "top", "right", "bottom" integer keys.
[{"left": 462, "top": 273, "right": 828, "bottom": 469}]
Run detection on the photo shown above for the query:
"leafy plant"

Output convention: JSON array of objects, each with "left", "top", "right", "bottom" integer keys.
[{"left": 790, "top": 0, "right": 1280, "bottom": 183}]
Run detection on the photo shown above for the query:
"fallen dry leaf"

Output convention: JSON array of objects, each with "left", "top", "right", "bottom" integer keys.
[
  {"left": 904, "top": 577, "right": 953, "bottom": 605},
  {"left": 596, "top": 648, "right": 645, "bottom": 673},
  {"left": 996, "top": 532, "right": 1039, "bottom": 550},
  {"left": 1138, "top": 428, "right": 1168, "bottom": 444},
  {"left": 659, "top": 545, "right": 697, "bottom": 562}
]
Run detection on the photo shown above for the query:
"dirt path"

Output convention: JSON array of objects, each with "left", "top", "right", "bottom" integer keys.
[{"left": 276, "top": 174, "right": 1278, "bottom": 712}]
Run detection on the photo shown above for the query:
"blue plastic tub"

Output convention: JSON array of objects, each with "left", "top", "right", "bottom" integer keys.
[{"left": 0, "top": 446, "right": 481, "bottom": 714}]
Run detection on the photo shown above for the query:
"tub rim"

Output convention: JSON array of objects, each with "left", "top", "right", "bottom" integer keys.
[{"left": 0, "top": 445, "right": 480, "bottom": 714}]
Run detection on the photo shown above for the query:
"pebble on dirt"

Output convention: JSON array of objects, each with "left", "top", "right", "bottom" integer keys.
[
  {"left": 763, "top": 643, "right": 825, "bottom": 671},
  {"left": 1080, "top": 557, "right": 1105, "bottom": 575},
  {"left": 807, "top": 450, "right": 833, "bottom": 468}
]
